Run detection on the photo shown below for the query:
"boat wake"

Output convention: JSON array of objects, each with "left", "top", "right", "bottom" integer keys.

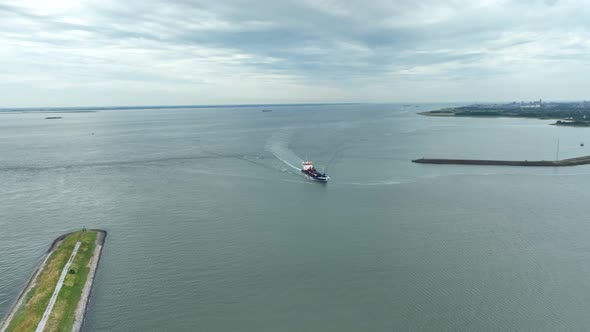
[
  {"left": 337, "top": 180, "right": 402, "bottom": 186},
  {"left": 265, "top": 129, "right": 303, "bottom": 171}
]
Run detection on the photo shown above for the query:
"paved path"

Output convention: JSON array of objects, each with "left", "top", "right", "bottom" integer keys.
[
  {"left": 72, "top": 236, "right": 104, "bottom": 332},
  {"left": 35, "top": 241, "right": 81, "bottom": 332}
]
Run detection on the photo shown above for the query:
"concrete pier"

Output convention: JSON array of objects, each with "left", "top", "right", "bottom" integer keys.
[{"left": 412, "top": 155, "right": 590, "bottom": 167}]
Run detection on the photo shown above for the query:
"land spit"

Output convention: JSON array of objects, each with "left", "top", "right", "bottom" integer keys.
[
  {"left": 412, "top": 155, "right": 590, "bottom": 167},
  {"left": 0, "top": 229, "right": 106, "bottom": 332}
]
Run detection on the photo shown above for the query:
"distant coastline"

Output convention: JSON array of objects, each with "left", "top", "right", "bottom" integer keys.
[
  {"left": 420, "top": 100, "right": 590, "bottom": 127},
  {"left": 551, "top": 120, "right": 590, "bottom": 127}
]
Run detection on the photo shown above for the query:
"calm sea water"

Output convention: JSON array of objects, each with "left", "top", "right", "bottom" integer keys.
[{"left": 2, "top": 104, "right": 590, "bottom": 331}]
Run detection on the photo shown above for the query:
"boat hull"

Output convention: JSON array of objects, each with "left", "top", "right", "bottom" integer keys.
[{"left": 301, "top": 170, "right": 329, "bottom": 182}]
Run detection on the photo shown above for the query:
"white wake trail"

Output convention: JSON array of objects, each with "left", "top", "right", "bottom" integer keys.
[{"left": 265, "top": 130, "right": 303, "bottom": 171}]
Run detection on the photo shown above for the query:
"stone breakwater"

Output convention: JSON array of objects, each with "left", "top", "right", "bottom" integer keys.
[
  {"left": 0, "top": 229, "right": 106, "bottom": 332},
  {"left": 412, "top": 155, "right": 590, "bottom": 167}
]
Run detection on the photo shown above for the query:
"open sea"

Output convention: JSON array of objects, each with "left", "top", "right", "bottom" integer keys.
[{"left": 2, "top": 103, "right": 590, "bottom": 331}]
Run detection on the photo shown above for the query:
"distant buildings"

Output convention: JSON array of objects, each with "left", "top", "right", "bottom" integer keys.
[{"left": 519, "top": 99, "right": 543, "bottom": 108}]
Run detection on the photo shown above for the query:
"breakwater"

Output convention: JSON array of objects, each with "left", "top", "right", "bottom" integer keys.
[
  {"left": 1, "top": 229, "right": 106, "bottom": 332},
  {"left": 412, "top": 155, "right": 590, "bottom": 167}
]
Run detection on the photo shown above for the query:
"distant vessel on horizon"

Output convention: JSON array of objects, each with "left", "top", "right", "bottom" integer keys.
[{"left": 301, "top": 161, "right": 329, "bottom": 182}]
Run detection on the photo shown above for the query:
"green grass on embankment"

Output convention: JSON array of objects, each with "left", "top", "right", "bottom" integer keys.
[{"left": 6, "top": 230, "right": 97, "bottom": 332}]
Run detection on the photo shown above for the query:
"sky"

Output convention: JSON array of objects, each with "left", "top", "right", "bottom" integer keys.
[{"left": 1, "top": 0, "right": 590, "bottom": 107}]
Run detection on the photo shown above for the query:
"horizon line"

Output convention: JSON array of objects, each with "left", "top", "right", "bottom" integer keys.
[
  {"left": 0, "top": 102, "right": 364, "bottom": 112},
  {"left": 1, "top": 99, "right": 587, "bottom": 112}
]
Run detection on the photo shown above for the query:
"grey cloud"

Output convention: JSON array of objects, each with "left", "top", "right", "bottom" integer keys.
[{"left": 1, "top": 0, "right": 590, "bottom": 106}]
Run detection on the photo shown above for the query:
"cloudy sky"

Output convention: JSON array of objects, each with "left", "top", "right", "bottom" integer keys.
[{"left": 1, "top": 0, "right": 590, "bottom": 107}]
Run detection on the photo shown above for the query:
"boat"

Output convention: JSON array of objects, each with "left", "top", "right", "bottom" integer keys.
[{"left": 301, "top": 161, "right": 329, "bottom": 182}]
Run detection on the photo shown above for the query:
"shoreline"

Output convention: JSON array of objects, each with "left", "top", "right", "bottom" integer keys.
[
  {"left": 0, "top": 247, "right": 53, "bottom": 332},
  {"left": 418, "top": 111, "right": 558, "bottom": 121},
  {"left": 0, "top": 229, "right": 106, "bottom": 332},
  {"left": 0, "top": 232, "right": 72, "bottom": 332},
  {"left": 417, "top": 111, "right": 455, "bottom": 117}
]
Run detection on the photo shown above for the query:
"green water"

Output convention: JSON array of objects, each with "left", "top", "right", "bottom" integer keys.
[{"left": 2, "top": 104, "right": 590, "bottom": 331}]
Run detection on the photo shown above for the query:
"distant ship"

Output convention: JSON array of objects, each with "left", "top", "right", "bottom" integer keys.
[{"left": 301, "top": 161, "right": 329, "bottom": 182}]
